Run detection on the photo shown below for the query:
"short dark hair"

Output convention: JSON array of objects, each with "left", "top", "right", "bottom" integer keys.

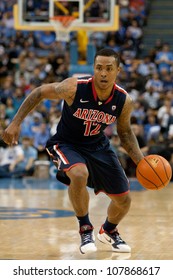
[{"left": 94, "top": 48, "right": 120, "bottom": 66}]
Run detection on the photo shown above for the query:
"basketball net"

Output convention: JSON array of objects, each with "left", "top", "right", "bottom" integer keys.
[{"left": 50, "top": 16, "right": 75, "bottom": 42}]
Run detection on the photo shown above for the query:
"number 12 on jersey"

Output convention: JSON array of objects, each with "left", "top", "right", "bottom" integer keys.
[{"left": 84, "top": 121, "right": 101, "bottom": 136}]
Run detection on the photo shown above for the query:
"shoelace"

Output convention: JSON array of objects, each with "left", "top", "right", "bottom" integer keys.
[
  {"left": 81, "top": 232, "right": 93, "bottom": 244},
  {"left": 109, "top": 230, "right": 125, "bottom": 244}
]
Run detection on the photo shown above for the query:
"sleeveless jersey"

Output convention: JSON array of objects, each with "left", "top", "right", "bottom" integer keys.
[{"left": 55, "top": 76, "right": 127, "bottom": 148}]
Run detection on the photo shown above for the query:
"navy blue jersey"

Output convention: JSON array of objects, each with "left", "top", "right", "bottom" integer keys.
[
  {"left": 46, "top": 77, "right": 130, "bottom": 194},
  {"left": 50, "top": 76, "right": 127, "bottom": 149}
]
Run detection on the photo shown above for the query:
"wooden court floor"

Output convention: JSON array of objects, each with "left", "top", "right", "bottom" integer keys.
[{"left": 0, "top": 177, "right": 173, "bottom": 260}]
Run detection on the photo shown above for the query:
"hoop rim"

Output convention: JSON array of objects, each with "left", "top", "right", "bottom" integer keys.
[{"left": 49, "top": 15, "right": 75, "bottom": 22}]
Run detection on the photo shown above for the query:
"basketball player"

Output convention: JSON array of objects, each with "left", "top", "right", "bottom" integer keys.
[{"left": 2, "top": 48, "right": 144, "bottom": 254}]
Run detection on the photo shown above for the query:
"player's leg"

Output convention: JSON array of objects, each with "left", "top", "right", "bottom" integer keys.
[
  {"left": 66, "top": 165, "right": 97, "bottom": 254},
  {"left": 46, "top": 143, "right": 97, "bottom": 254},
  {"left": 84, "top": 145, "right": 131, "bottom": 252},
  {"left": 97, "top": 193, "right": 131, "bottom": 253},
  {"left": 107, "top": 193, "right": 131, "bottom": 225},
  {"left": 66, "top": 164, "right": 89, "bottom": 216}
]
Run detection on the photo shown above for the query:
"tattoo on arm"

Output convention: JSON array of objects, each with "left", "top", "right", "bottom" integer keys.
[
  {"left": 117, "top": 96, "right": 144, "bottom": 165},
  {"left": 118, "top": 128, "right": 143, "bottom": 165},
  {"left": 55, "top": 83, "right": 65, "bottom": 95},
  {"left": 54, "top": 78, "right": 76, "bottom": 104},
  {"left": 13, "top": 87, "right": 42, "bottom": 125}
]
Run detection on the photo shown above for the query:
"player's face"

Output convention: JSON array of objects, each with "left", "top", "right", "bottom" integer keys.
[{"left": 94, "top": 56, "right": 120, "bottom": 90}]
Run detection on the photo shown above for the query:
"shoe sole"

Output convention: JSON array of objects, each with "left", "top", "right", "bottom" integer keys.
[
  {"left": 80, "top": 243, "right": 97, "bottom": 254},
  {"left": 97, "top": 233, "right": 131, "bottom": 253}
]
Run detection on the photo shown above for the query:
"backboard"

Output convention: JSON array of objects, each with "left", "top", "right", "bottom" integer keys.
[{"left": 14, "top": 0, "right": 119, "bottom": 32}]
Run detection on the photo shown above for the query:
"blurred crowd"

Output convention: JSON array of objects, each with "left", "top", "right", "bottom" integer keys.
[{"left": 0, "top": 0, "right": 173, "bottom": 179}]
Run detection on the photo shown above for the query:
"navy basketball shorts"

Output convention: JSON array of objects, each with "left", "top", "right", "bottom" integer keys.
[{"left": 46, "top": 142, "right": 130, "bottom": 196}]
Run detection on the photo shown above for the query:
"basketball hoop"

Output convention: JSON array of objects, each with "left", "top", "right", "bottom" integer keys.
[{"left": 50, "top": 16, "right": 75, "bottom": 42}]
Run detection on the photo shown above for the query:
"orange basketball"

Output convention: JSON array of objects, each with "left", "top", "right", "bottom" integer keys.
[{"left": 136, "top": 154, "right": 172, "bottom": 190}]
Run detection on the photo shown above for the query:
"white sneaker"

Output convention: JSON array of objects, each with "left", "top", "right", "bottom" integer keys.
[
  {"left": 97, "top": 225, "right": 131, "bottom": 253},
  {"left": 80, "top": 225, "right": 97, "bottom": 254}
]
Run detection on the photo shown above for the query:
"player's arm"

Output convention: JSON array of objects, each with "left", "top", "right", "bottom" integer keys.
[
  {"left": 1, "top": 77, "right": 77, "bottom": 145},
  {"left": 116, "top": 94, "right": 144, "bottom": 165},
  {"left": 13, "top": 76, "right": 77, "bottom": 125}
]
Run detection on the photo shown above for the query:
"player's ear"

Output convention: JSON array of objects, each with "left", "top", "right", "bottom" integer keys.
[{"left": 117, "top": 66, "right": 121, "bottom": 74}]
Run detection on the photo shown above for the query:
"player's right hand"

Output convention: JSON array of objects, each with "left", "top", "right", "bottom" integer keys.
[{"left": 1, "top": 123, "right": 21, "bottom": 146}]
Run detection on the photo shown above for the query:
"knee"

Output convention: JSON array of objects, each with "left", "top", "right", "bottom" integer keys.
[
  {"left": 111, "top": 193, "right": 131, "bottom": 210},
  {"left": 123, "top": 194, "right": 131, "bottom": 209},
  {"left": 67, "top": 164, "right": 89, "bottom": 185}
]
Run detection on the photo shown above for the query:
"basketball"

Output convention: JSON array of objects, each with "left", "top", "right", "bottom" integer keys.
[{"left": 136, "top": 154, "right": 172, "bottom": 190}]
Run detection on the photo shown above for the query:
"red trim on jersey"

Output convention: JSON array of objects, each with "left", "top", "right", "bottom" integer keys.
[
  {"left": 53, "top": 145, "right": 69, "bottom": 164},
  {"left": 91, "top": 79, "right": 119, "bottom": 104},
  {"left": 115, "top": 84, "right": 128, "bottom": 95},
  {"left": 77, "top": 77, "right": 92, "bottom": 84},
  {"left": 91, "top": 77, "right": 97, "bottom": 101},
  {"left": 104, "top": 85, "right": 115, "bottom": 104}
]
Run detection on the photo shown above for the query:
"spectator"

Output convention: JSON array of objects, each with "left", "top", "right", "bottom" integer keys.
[
  {"left": 157, "top": 98, "right": 173, "bottom": 138},
  {"left": 19, "top": 110, "right": 40, "bottom": 138},
  {"left": 149, "top": 38, "right": 163, "bottom": 61},
  {"left": 30, "top": 112, "right": 43, "bottom": 135},
  {"left": 126, "top": 19, "right": 143, "bottom": 55},
  {"left": 12, "top": 87, "right": 25, "bottom": 112},
  {"left": 141, "top": 86, "right": 160, "bottom": 109},
  {"left": 143, "top": 114, "right": 160, "bottom": 144},
  {"left": 167, "top": 115, "right": 173, "bottom": 141},
  {"left": 55, "top": 63, "right": 69, "bottom": 82},
  {"left": 131, "top": 100, "right": 145, "bottom": 124},
  {"left": 6, "top": 40, "right": 19, "bottom": 71},
  {"left": 30, "top": 67, "right": 44, "bottom": 87},
  {"left": 119, "top": 0, "right": 130, "bottom": 27},
  {"left": 162, "top": 73, "right": 173, "bottom": 92},
  {"left": 24, "top": 50, "right": 40, "bottom": 72},
  {"left": 14, "top": 61, "right": 31, "bottom": 86},
  {"left": 155, "top": 43, "right": 173, "bottom": 74},
  {"left": 129, "top": 1, "right": 147, "bottom": 27},
  {"left": 137, "top": 56, "right": 157, "bottom": 78},
  {"left": 5, "top": 96, "right": 16, "bottom": 121},
  {"left": 106, "top": 21, "right": 126, "bottom": 47},
  {"left": 17, "top": 136, "right": 38, "bottom": 177},
  {"left": 127, "top": 70, "right": 146, "bottom": 93},
  {"left": 145, "top": 72, "right": 163, "bottom": 92},
  {"left": 0, "top": 76, "right": 14, "bottom": 103},
  {"left": 0, "top": 144, "right": 24, "bottom": 178},
  {"left": 33, "top": 121, "right": 50, "bottom": 159},
  {"left": 34, "top": 31, "right": 56, "bottom": 50},
  {"left": 14, "top": 31, "right": 26, "bottom": 49}
]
